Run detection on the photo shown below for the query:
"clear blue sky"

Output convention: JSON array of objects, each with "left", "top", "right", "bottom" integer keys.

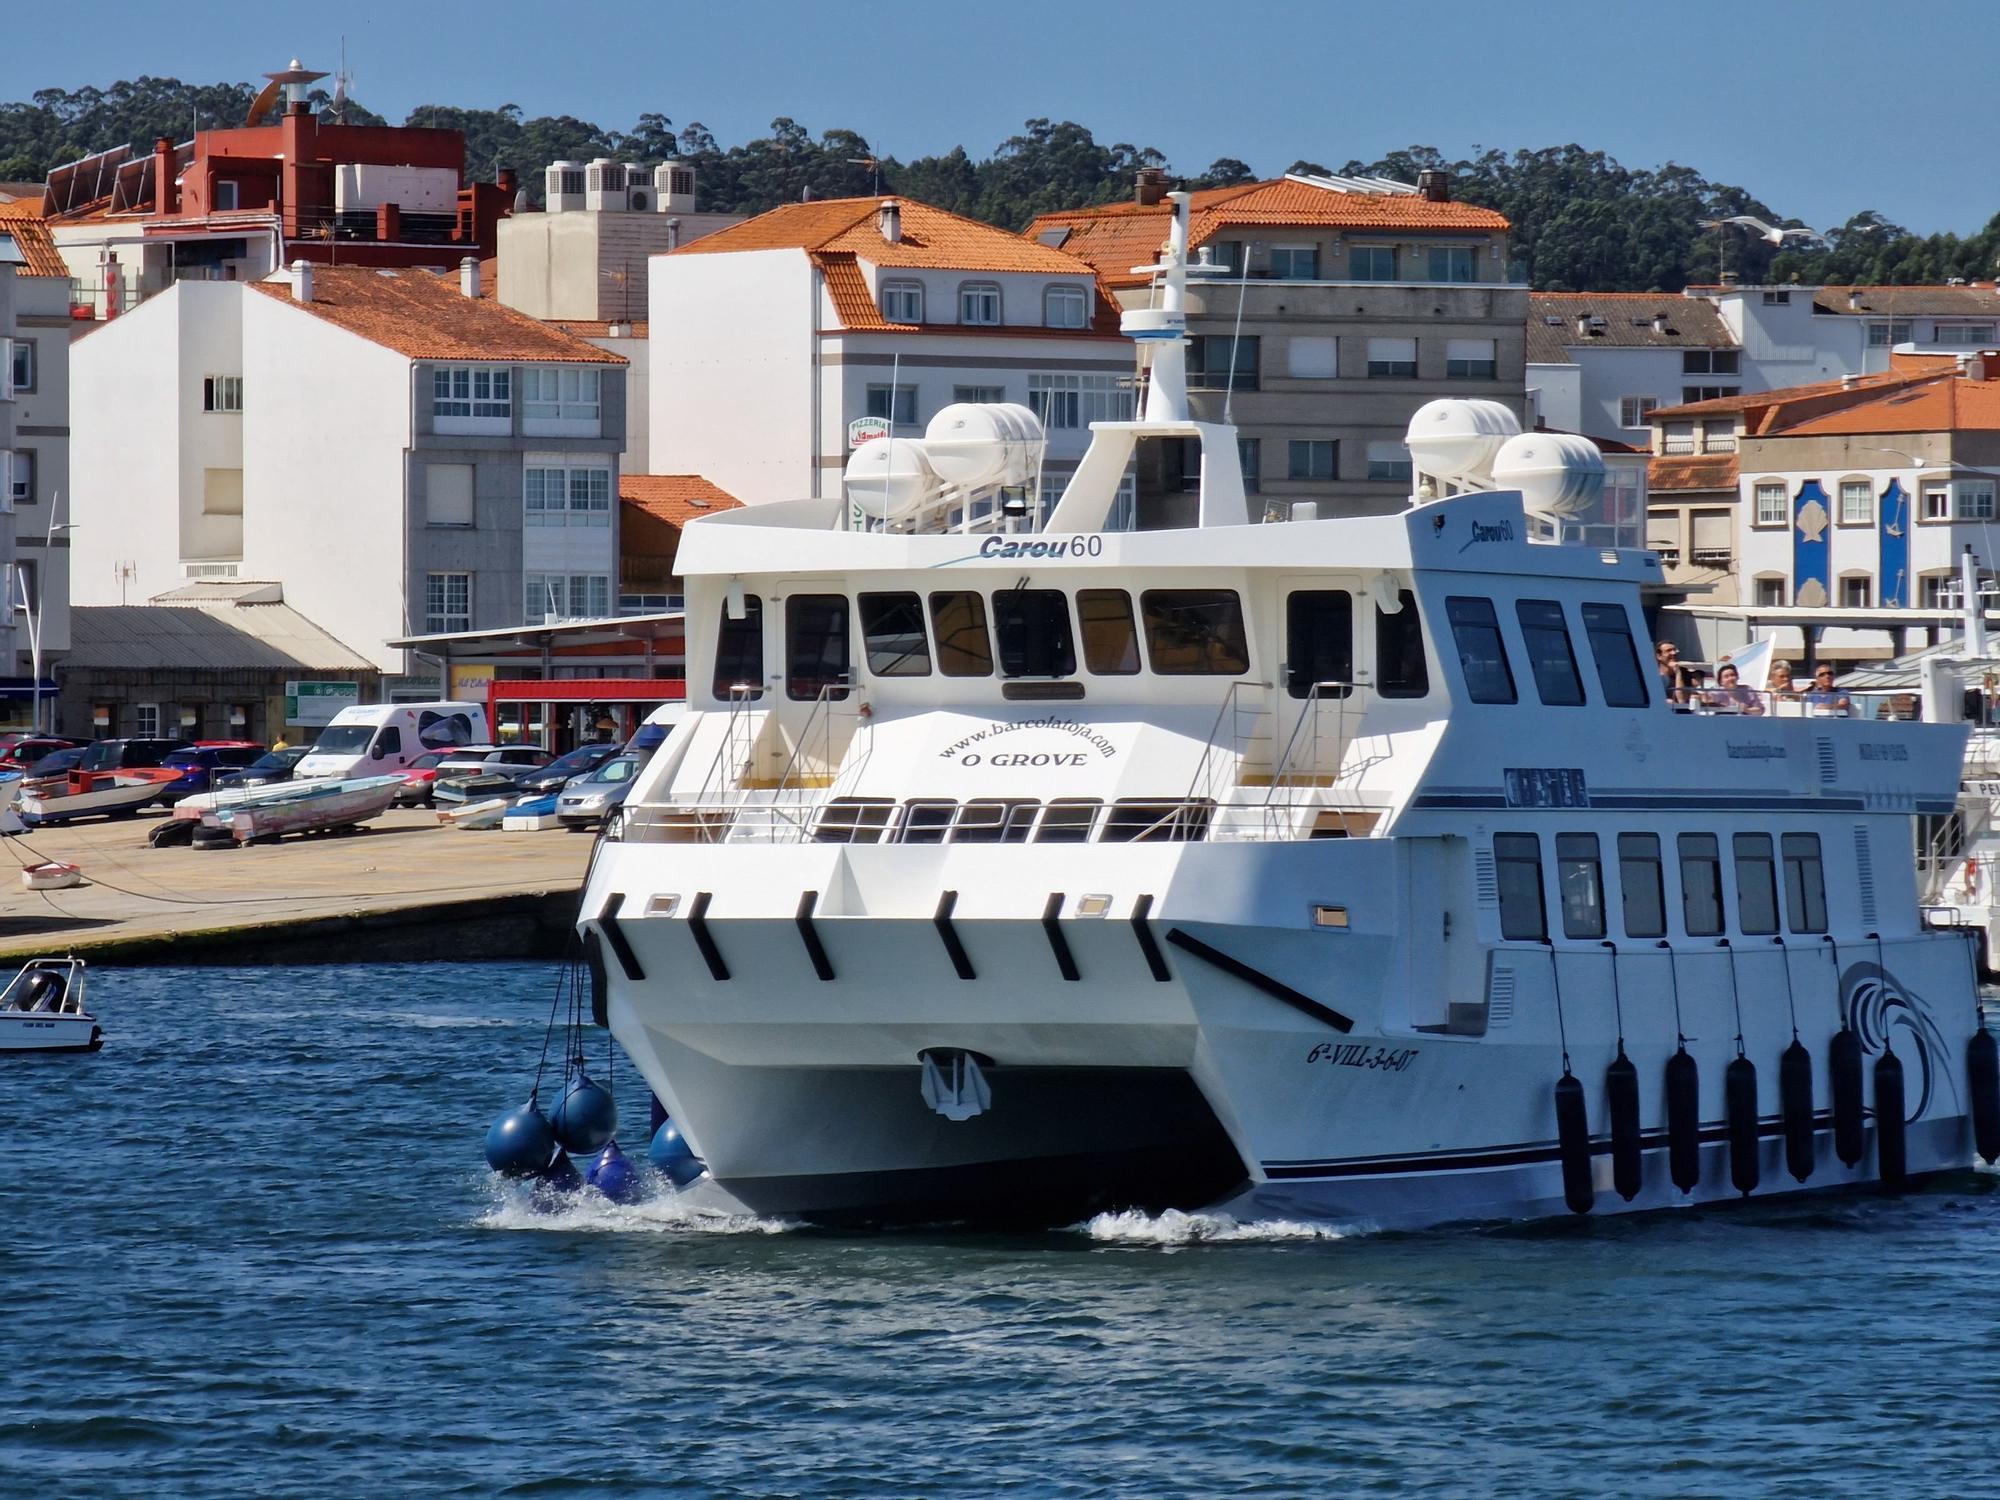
[{"left": 3, "top": 0, "right": 1993, "bottom": 235}]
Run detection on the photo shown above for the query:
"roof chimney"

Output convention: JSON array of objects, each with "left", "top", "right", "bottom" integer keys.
[
  {"left": 1575, "top": 313, "right": 1592, "bottom": 337},
  {"left": 877, "top": 198, "right": 902, "bottom": 243},
  {"left": 1848, "top": 289, "right": 1864, "bottom": 311},
  {"left": 1719, "top": 271, "right": 1739, "bottom": 287},
  {"left": 152, "top": 136, "right": 176, "bottom": 216},
  {"left": 664, "top": 217, "right": 682, "bottom": 251},
  {"left": 1652, "top": 311, "right": 1669, "bottom": 333},
  {"left": 291, "top": 259, "right": 313, "bottom": 303},
  {"left": 1134, "top": 167, "right": 1168, "bottom": 207},
  {"left": 1416, "top": 168, "right": 1451, "bottom": 203},
  {"left": 460, "top": 256, "right": 481, "bottom": 299},
  {"left": 496, "top": 165, "right": 517, "bottom": 201}
]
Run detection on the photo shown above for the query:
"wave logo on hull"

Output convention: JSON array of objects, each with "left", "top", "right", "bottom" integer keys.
[{"left": 1840, "top": 960, "right": 1957, "bottom": 1120}]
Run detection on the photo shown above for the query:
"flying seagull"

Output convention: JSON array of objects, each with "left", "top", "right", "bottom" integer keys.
[{"left": 1703, "top": 215, "right": 1821, "bottom": 246}]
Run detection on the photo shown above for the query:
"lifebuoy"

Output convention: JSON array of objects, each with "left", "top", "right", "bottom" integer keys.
[{"left": 1966, "top": 859, "right": 1984, "bottom": 903}]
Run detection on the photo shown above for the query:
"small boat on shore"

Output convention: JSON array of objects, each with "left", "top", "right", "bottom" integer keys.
[
  {"left": 440, "top": 796, "right": 511, "bottom": 829},
  {"left": 207, "top": 774, "right": 403, "bottom": 844},
  {"left": 20, "top": 860, "right": 82, "bottom": 891},
  {"left": 0, "top": 958, "right": 99, "bottom": 1053},
  {"left": 20, "top": 768, "right": 179, "bottom": 824}
]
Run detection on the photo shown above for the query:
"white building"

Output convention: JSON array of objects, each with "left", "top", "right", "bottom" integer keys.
[
  {"left": 71, "top": 260, "right": 626, "bottom": 675},
  {"left": 1527, "top": 292, "right": 1741, "bottom": 442},
  {"left": 648, "top": 196, "right": 1131, "bottom": 507}
]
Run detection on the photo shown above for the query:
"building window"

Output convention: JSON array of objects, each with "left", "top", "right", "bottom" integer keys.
[
  {"left": 1935, "top": 322, "right": 1997, "bottom": 346},
  {"left": 1755, "top": 575, "right": 1786, "bottom": 607},
  {"left": 880, "top": 280, "right": 923, "bottom": 323},
  {"left": 1702, "top": 419, "right": 1736, "bottom": 453},
  {"left": 203, "top": 375, "right": 243, "bottom": 413},
  {"left": 620, "top": 592, "right": 674, "bottom": 616},
  {"left": 1238, "top": 438, "right": 1261, "bottom": 493},
  {"left": 1761, "top": 290, "right": 1791, "bottom": 306},
  {"left": 1920, "top": 572, "right": 1954, "bottom": 607},
  {"left": 1043, "top": 284, "right": 1088, "bottom": 328},
  {"left": 1682, "top": 350, "right": 1740, "bottom": 375},
  {"left": 1867, "top": 320, "right": 1912, "bottom": 347},
  {"left": 525, "top": 573, "right": 610, "bottom": 622},
  {"left": 1269, "top": 245, "right": 1319, "bottom": 280},
  {"left": 1286, "top": 336, "right": 1338, "bottom": 379},
  {"left": 1840, "top": 575, "right": 1872, "bottom": 608},
  {"left": 433, "top": 366, "right": 510, "bottom": 420},
  {"left": 1493, "top": 833, "right": 1547, "bottom": 942},
  {"left": 520, "top": 367, "right": 601, "bottom": 421},
  {"left": 1349, "top": 245, "right": 1397, "bottom": 281},
  {"left": 1619, "top": 395, "right": 1659, "bottom": 429},
  {"left": 8, "top": 338, "right": 32, "bottom": 393},
  {"left": 1958, "top": 480, "right": 1997, "bottom": 520},
  {"left": 953, "top": 385, "right": 1004, "bottom": 404},
  {"left": 1366, "top": 441, "right": 1412, "bottom": 483},
  {"left": 8, "top": 449, "right": 32, "bottom": 507},
  {"left": 865, "top": 384, "right": 918, "bottom": 426},
  {"left": 214, "top": 180, "right": 240, "bottom": 211},
  {"left": 1426, "top": 246, "right": 1476, "bottom": 283},
  {"left": 1923, "top": 480, "right": 1951, "bottom": 520},
  {"left": 425, "top": 572, "right": 470, "bottom": 633},
  {"left": 524, "top": 459, "right": 612, "bottom": 526},
  {"left": 1026, "top": 372, "right": 1132, "bottom": 429},
  {"left": 1662, "top": 422, "right": 1697, "bottom": 456},
  {"left": 1839, "top": 479, "right": 1874, "bottom": 524},
  {"left": 132, "top": 702, "right": 161, "bottom": 738},
  {"left": 1682, "top": 385, "right": 1735, "bottom": 403},
  {"left": 1754, "top": 482, "right": 1789, "bottom": 526},
  {"left": 1445, "top": 338, "right": 1497, "bottom": 379},
  {"left": 958, "top": 282, "right": 1001, "bottom": 325},
  {"left": 1288, "top": 439, "right": 1337, "bottom": 481},
  {"left": 1367, "top": 338, "right": 1417, "bottom": 378},
  {"left": 1186, "top": 336, "right": 1259, "bottom": 391}
]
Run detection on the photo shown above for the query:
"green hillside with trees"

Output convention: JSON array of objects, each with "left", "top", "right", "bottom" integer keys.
[{"left": 5, "top": 75, "right": 1995, "bottom": 293}]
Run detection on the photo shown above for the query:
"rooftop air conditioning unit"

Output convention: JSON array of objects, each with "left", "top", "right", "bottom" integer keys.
[
  {"left": 546, "top": 161, "right": 586, "bottom": 213},
  {"left": 584, "top": 158, "right": 628, "bottom": 212},
  {"left": 655, "top": 164, "right": 697, "bottom": 214}
]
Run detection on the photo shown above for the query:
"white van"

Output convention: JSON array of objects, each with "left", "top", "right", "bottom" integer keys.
[{"left": 294, "top": 701, "right": 492, "bottom": 781}]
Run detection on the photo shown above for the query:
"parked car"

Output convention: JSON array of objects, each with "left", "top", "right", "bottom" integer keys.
[
  {"left": 433, "top": 746, "right": 556, "bottom": 805},
  {"left": 396, "top": 745, "right": 507, "bottom": 808},
  {"left": 213, "top": 746, "right": 309, "bottom": 793},
  {"left": 78, "top": 737, "right": 194, "bottom": 772},
  {"left": 0, "top": 736, "right": 79, "bottom": 770},
  {"left": 511, "top": 742, "right": 623, "bottom": 797},
  {"left": 158, "top": 743, "right": 269, "bottom": 805},
  {"left": 15, "top": 745, "right": 87, "bottom": 797},
  {"left": 556, "top": 752, "right": 643, "bottom": 830}
]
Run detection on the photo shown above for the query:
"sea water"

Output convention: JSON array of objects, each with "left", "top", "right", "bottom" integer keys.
[{"left": 4, "top": 962, "right": 1998, "bottom": 1497}]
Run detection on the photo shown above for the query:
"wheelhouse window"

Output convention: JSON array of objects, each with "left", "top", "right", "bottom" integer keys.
[
  {"left": 953, "top": 800, "right": 1039, "bottom": 844},
  {"left": 1494, "top": 833, "right": 1547, "bottom": 941},
  {"left": 1579, "top": 603, "right": 1651, "bottom": 707},
  {"left": 1514, "top": 599, "right": 1585, "bottom": 707},
  {"left": 1077, "top": 589, "right": 1139, "bottom": 675},
  {"left": 1102, "top": 800, "right": 1212, "bottom": 843},
  {"left": 1140, "top": 590, "right": 1250, "bottom": 675},
  {"left": 902, "top": 800, "right": 956, "bottom": 844},
  {"left": 1733, "top": 833, "right": 1779, "bottom": 935},
  {"left": 1043, "top": 284, "right": 1089, "bottom": 328},
  {"left": 1035, "top": 800, "right": 1101, "bottom": 842},
  {"left": 958, "top": 282, "right": 1001, "bottom": 325},
  {"left": 785, "top": 594, "right": 851, "bottom": 701},
  {"left": 1285, "top": 591, "right": 1353, "bottom": 699},
  {"left": 1445, "top": 596, "right": 1516, "bottom": 704},
  {"left": 880, "top": 280, "right": 923, "bottom": 323},
  {"left": 1556, "top": 833, "right": 1605, "bottom": 939},
  {"left": 1782, "top": 833, "right": 1828, "bottom": 933},
  {"left": 1618, "top": 833, "right": 1666, "bottom": 938},
  {"left": 993, "top": 590, "right": 1076, "bottom": 677},
  {"left": 1375, "top": 591, "right": 1429, "bottom": 698},
  {"left": 713, "top": 596, "right": 764, "bottom": 701},
  {"left": 1678, "top": 833, "right": 1724, "bottom": 936},
  {"left": 929, "top": 592, "right": 993, "bottom": 676},
  {"left": 859, "top": 592, "right": 931, "bottom": 677}
]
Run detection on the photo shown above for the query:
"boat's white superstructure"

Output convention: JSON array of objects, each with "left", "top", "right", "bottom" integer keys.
[{"left": 579, "top": 193, "right": 1985, "bottom": 1229}]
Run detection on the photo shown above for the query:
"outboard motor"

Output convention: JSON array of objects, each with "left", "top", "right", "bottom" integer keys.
[{"left": 14, "top": 969, "right": 62, "bottom": 1013}]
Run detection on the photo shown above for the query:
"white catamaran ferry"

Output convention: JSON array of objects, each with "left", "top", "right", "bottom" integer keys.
[{"left": 578, "top": 194, "right": 1991, "bottom": 1229}]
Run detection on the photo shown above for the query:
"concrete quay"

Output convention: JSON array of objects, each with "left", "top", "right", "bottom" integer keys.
[{"left": 0, "top": 807, "right": 596, "bottom": 966}]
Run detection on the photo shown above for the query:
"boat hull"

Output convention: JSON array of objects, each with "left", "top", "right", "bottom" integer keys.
[{"left": 0, "top": 1012, "right": 102, "bottom": 1053}]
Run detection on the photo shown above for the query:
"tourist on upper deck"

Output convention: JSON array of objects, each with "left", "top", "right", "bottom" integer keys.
[
  {"left": 1703, "top": 663, "right": 1764, "bottom": 714},
  {"left": 1656, "top": 641, "right": 1692, "bottom": 706},
  {"left": 1767, "top": 661, "right": 1801, "bottom": 701},
  {"left": 1803, "top": 665, "right": 1852, "bottom": 716}
]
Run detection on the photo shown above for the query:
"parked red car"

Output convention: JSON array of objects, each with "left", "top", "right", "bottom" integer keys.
[{"left": 0, "top": 736, "right": 80, "bottom": 769}]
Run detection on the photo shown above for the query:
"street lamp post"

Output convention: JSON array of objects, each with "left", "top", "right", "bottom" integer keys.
[{"left": 16, "top": 492, "right": 75, "bottom": 736}]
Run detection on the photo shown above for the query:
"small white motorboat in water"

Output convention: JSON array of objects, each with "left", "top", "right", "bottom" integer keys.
[{"left": 0, "top": 958, "right": 100, "bottom": 1053}]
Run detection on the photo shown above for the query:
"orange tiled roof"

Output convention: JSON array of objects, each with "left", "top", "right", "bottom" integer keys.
[
  {"left": 247, "top": 265, "right": 624, "bottom": 364},
  {"left": 817, "top": 252, "right": 912, "bottom": 332},
  {"left": 1029, "top": 178, "right": 1509, "bottom": 287},
  {"left": 674, "top": 196, "right": 1092, "bottom": 275},
  {"left": 1776, "top": 375, "right": 2000, "bottom": 437},
  {"left": 1649, "top": 454, "right": 1739, "bottom": 492},
  {"left": 620, "top": 474, "right": 742, "bottom": 527},
  {"left": 1649, "top": 370, "right": 1930, "bottom": 432},
  {"left": 0, "top": 201, "right": 69, "bottom": 278}
]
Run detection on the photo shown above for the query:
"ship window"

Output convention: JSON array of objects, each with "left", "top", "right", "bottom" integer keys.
[
  {"left": 1618, "top": 833, "right": 1666, "bottom": 937},
  {"left": 1556, "top": 833, "right": 1605, "bottom": 939},
  {"left": 1375, "top": 590, "right": 1429, "bottom": 698},
  {"left": 785, "top": 594, "right": 851, "bottom": 701},
  {"left": 1140, "top": 590, "right": 1250, "bottom": 674},
  {"left": 1445, "top": 597, "right": 1516, "bottom": 704},
  {"left": 1580, "top": 603, "right": 1651, "bottom": 707},
  {"left": 859, "top": 592, "right": 931, "bottom": 677},
  {"left": 1102, "top": 800, "right": 1212, "bottom": 843},
  {"left": 901, "top": 800, "right": 957, "bottom": 844},
  {"left": 712, "top": 595, "right": 765, "bottom": 702},
  {"left": 1782, "top": 833, "right": 1828, "bottom": 933},
  {"left": 954, "top": 799, "right": 1039, "bottom": 843},
  {"left": 1678, "top": 833, "right": 1724, "bottom": 936},
  {"left": 1036, "top": 799, "right": 1102, "bottom": 842},
  {"left": 1493, "top": 832, "right": 1547, "bottom": 941},
  {"left": 1285, "top": 591, "right": 1354, "bottom": 699},
  {"left": 1734, "top": 832, "right": 1779, "bottom": 934},
  {"left": 814, "top": 798, "right": 894, "bottom": 844},
  {"left": 1515, "top": 599, "right": 1585, "bottom": 707},
  {"left": 929, "top": 592, "right": 993, "bottom": 677},
  {"left": 993, "top": 590, "right": 1076, "bottom": 677},
  {"left": 1077, "top": 589, "right": 1140, "bottom": 674}
]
